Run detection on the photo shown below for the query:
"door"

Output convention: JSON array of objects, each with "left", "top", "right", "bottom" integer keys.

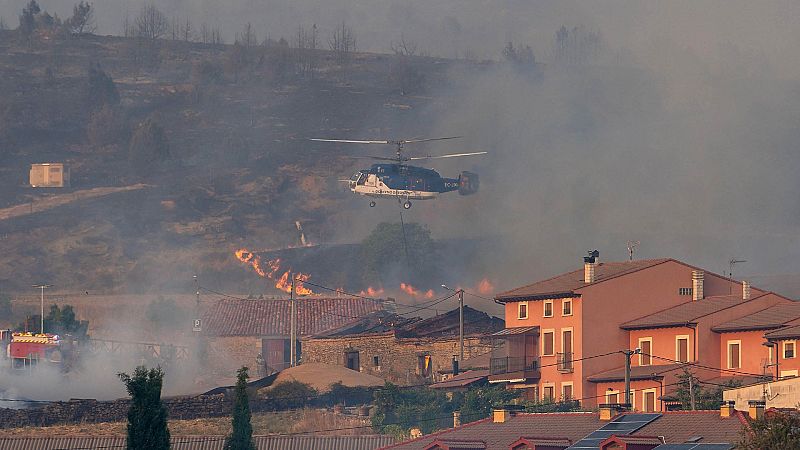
[
  {"left": 345, "top": 351, "right": 360, "bottom": 371},
  {"left": 644, "top": 391, "right": 656, "bottom": 412},
  {"left": 262, "top": 339, "right": 284, "bottom": 372},
  {"left": 562, "top": 330, "right": 573, "bottom": 370}
]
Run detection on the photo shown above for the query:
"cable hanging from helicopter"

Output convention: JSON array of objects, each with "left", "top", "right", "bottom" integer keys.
[{"left": 310, "top": 136, "right": 486, "bottom": 209}]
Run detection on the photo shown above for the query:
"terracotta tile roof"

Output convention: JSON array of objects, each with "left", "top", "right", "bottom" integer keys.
[
  {"left": 491, "top": 326, "right": 539, "bottom": 336},
  {"left": 380, "top": 410, "right": 748, "bottom": 450},
  {"left": 711, "top": 302, "right": 800, "bottom": 332},
  {"left": 201, "top": 297, "right": 384, "bottom": 337},
  {"left": 495, "top": 259, "right": 670, "bottom": 302},
  {"left": 765, "top": 324, "right": 800, "bottom": 340},
  {"left": 587, "top": 363, "right": 685, "bottom": 382},
  {"left": 635, "top": 410, "right": 749, "bottom": 444},
  {"left": 602, "top": 435, "right": 665, "bottom": 445},
  {"left": 425, "top": 440, "right": 486, "bottom": 450},
  {"left": 380, "top": 412, "right": 604, "bottom": 450},
  {"left": 430, "top": 370, "right": 489, "bottom": 389},
  {"left": 620, "top": 295, "right": 758, "bottom": 330}
]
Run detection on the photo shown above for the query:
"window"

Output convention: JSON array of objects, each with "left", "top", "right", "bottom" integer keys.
[
  {"left": 542, "top": 330, "right": 555, "bottom": 356},
  {"left": 679, "top": 287, "right": 693, "bottom": 296},
  {"left": 783, "top": 342, "right": 793, "bottom": 359},
  {"left": 643, "top": 389, "right": 657, "bottom": 412},
  {"left": 728, "top": 341, "right": 741, "bottom": 369},
  {"left": 562, "top": 299, "right": 573, "bottom": 316},
  {"left": 543, "top": 300, "right": 553, "bottom": 317},
  {"left": 543, "top": 384, "right": 555, "bottom": 402},
  {"left": 418, "top": 354, "right": 432, "bottom": 377},
  {"left": 373, "top": 355, "right": 380, "bottom": 367},
  {"left": 518, "top": 302, "right": 528, "bottom": 319},
  {"left": 562, "top": 382, "right": 573, "bottom": 400},
  {"left": 639, "top": 338, "right": 652, "bottom": 366},
  {"left": 606, "top": 390, "right": 620, "bottom": 404},
  {"left": 676, "top": 335, "right": 690, "bottom": 363}
]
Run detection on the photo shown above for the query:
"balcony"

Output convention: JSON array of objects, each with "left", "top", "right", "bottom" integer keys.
[
  {"left": 557, "top": 352, "right": 574, "bottom": 373},
  {"left": 488, "top": 356, "right": 540, "bottom": 382}
]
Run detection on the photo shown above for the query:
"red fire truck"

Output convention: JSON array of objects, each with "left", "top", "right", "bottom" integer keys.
[{"left": 6, "top": 332, "right": 62, "bottom": 370}]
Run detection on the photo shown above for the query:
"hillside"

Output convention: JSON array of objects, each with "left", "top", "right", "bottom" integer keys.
[{"left": 0, "top": 29, "right": 487, "bottom": 296}]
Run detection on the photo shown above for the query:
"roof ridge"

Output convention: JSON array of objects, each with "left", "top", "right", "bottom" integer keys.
[{"left": 377, "top": 417, "right": 493, "bottom": 449}]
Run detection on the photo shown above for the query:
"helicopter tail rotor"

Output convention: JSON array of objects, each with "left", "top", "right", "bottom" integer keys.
[{"left": 458, "top": 171, "right": 479, "bottom": 195}]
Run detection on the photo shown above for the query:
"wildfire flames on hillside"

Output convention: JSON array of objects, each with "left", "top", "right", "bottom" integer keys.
[{"left": 235, "top": 248, "right": 314, "bottom": 295}]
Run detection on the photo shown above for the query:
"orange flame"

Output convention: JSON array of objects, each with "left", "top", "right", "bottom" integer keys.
[
  {"left": 359, "top": 286, "right": 385, "bottom": 297},
  {"left": 400, "top": 283, "right": 434, "bottom": 299},
  {"left": 235, "top": 247, "right": 315, "bottom": 295},
  {"left": 476, "top": 278, "right": 494, "bottom": 295}
]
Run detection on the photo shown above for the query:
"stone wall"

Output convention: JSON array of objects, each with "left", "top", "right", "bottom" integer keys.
[
  {"left": 204, "top": 336, "right": 262, "bottom": 379},
  {"left": 0, "top": 395, "right": 232, "bottom": 429},
  {"left": 302, "top": 333, "right": 494, "bottom": 385}
]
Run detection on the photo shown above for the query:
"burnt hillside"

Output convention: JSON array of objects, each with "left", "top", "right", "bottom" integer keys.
[{"left": 0, "top": 30, "right": 488, "bottom": 295}]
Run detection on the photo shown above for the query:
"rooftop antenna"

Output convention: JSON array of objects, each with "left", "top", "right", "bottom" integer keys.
[
  {"left": 729, "top": 258, "right": 747, "bottom": 295},
  {"left": 626, "top": 241, "right": 640, "bottom": 261}
]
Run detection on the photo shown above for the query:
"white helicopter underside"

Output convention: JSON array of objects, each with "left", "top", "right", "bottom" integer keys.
[{"left": 352, "top": 183, "right": 437, "bottom": 200}]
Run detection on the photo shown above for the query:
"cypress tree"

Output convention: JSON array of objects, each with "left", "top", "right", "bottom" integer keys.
[
  {"left": 118, "top": 366, "right": 171, "bottom": 450},
  {"left": 224, "top": 366, "right": 256, "bottom": 450}
]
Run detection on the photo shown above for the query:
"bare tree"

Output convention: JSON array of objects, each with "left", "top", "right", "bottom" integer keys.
[
  {"left": 390, "top": 34, "right": 417, "bottom": 57},
  {"left": 199, "top": 22, "right": 222, "bottom": 45},
  {"left": 135, "top": 4, "right": 168, "bottom": 40},
  {"left": 329, "top": 21, "right": 356, "bottom": 64},
  {"left": 296, "top": 24, "right": 318, "bottom": 79},
  {"left": 0, "top": 16, "right": 7, "bottom": 31},
  {"left": 67, "top": 1, "right": 95, "bottom": 35},
  {"left": 180, "top": 17, "right": 192, "bottom": 42},
  {"left": 236, "top": 22, "right": 257, "bottom": 48}
]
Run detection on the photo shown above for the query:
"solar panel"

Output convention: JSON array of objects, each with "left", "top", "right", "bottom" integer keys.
[{"left": 566, "top": 413, "right": 662, "bottom": 449}]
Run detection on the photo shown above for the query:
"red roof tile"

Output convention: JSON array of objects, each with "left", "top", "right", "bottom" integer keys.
[
  {"left": 430, "top": 370, "right": 489, "bottom": 389},
  {"left": 620, "top": 295, "right": 761, "bottom": 330},
  {"left": 424, "top": 440, "right": 487, "bottom": 450},
  {"left": 765, "top": 324, "right": 800, "bottom": 340},
  {"left": 201, "top": 297, "right": 383, "bottom": 337},
  {"left": 495, "top": 259, "right": 670, "bottom": 302},
  {"left": 635, "top": 410, "right": 749, "bottom": 443},
  {"left": 711, "top": 302, "right": 800, "bottom": 332}
]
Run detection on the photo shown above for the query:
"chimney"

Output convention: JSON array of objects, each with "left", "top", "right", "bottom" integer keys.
[
  {"left": 493, "top": 408, "right": 512, "bottom": 423},
  {"left": 453, "top": 411, "right": 461, "bottom": 428},
  {"left": 692, "top": 270, "right": 704, "bottom": 301},
  {"left": 452, "top": 356, "right": 460, "bottom": 376},
  {"left": 584, "top": 250, "right": 599, "bottom": 283},
  {"left": 742, "top": 281, "right": 751, "bottom": 300},
  {"left": 720, "top": 400, "right": 736, "bottom": 418},
  {"left": 410, "top": 428, "right": 423, "bottom": 439},
  {"left": 599, "top": 403, "right": 615, "bottom": 421},
  {"left": 748, "top": 400, "right": 765, "bottom": 420}
]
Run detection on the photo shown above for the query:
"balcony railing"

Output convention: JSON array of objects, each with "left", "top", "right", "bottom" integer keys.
[
  {"left": 489, "top": 356, "right": 539, "bottom": 375},
  {"left": 557, "top": 352, "right": 574, "bottom": 373}
]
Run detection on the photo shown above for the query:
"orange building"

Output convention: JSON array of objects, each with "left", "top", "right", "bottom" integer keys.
[{"left": 490, "top": 252, "right": 782, "bottom": 410}]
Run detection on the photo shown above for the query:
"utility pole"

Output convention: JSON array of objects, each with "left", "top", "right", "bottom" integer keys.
[
  {"left": 290, "top": 273, "right": 296, "bottom": 367},
  {"left": 458, "top": 289, "right": 464, "bottom": 363},
  {"left": 622, "top": 348, "right": 640, "bottom": 409},
  {"left": 32, "top": 284, "right": 52, "bottom": 334}
]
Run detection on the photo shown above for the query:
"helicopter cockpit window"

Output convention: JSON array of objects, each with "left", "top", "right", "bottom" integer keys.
[
  {"left": 355, "top": 173, "right": 367, "bottom": 185},
  {"left": 350, "top": 172, "right": 361, "bottom": 182}
]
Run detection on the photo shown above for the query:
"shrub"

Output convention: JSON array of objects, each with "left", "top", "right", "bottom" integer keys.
[{"left": 263, "top": 381, "right": 317, "bottom": 410}]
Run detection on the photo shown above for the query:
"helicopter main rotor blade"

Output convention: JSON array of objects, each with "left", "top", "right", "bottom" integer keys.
[
  {"left": 408, "top": 151, "right": 488, "bottom": 160},
  {"left": 402, "top": 136, "right": 462, "bottom": 144},
  {"left": 340, "top": 155, "right": 400, "bottom": 161},
  {"left": 310, "top": 138, "right": 391, "bottom": 145}
]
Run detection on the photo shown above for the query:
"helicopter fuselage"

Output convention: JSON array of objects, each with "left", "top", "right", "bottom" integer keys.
[{"left": 348, "top": 164, "right": 473, "bottom": 201}]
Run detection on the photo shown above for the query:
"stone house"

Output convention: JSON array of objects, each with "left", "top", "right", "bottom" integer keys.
[
  {"left": 302, "top": 306, "right": 504, "bottom": 385},
  {"left": 201, "top": 297, "right": 384, "bottom": 378}
]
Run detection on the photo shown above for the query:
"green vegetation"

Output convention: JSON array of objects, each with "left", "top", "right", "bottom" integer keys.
[
  {"left": 263, "top": 381, "right": 318, "bottom": 410},
  {"left": 675, "top": 369, "right": 743, "bottom": 410},
  {"left": 737, "top": 410, "right": 800, "bottom": 449},
  {"left": 224, "top": 367, "right": 256, "bottom": 450},
  {"left": 118, "top": 366, "right": 170, "bottom": 450},
  {"left": 361, "top": 222, "right": 439, "bottom": 287}
]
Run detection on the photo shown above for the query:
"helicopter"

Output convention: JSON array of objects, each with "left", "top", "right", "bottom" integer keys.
[{"left": 310, "top": 136, "right": 486, "bottom": 209}]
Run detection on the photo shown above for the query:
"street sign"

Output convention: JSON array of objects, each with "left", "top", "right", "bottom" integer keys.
[{"left": 193, "top": 319, "right": 202, "bottom": 332}]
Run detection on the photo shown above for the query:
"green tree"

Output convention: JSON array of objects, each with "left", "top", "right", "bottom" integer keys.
[
  {"left": 263, "top": 380, "right": 317, "bottom": 410},
  {"left": 459, "top": 384, "right": 520, "bottom": 423},
  {"left": 18, "top": 0, "right": 40, "bottom": 36},
  {"left": 737, "top": 410, "right": 800, "bottom": 449},
  {"left": 675, "top": 368, "right": 743, "bottom": 410},
  {"left": 118, "top": 366, "right": 170, "bottom": 450},
  {"left": 88, "top": 63, "right": 119, "bottom": 109},
  {"left": 372, "top": 383, "right": 453, "bottom": 434},
  {"left": 67, "top": 1, "right": 95, "bottom": 35},
  {"left": 360, "top": 222, "right": 438, "bottom": 286},
  {"left": 224, "top": 367, "right": 255, "bottom": 450}
]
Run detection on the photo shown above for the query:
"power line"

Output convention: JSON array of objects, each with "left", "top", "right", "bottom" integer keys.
[{"left": 642, "top": 352, "right": 770, "bottom": 378}]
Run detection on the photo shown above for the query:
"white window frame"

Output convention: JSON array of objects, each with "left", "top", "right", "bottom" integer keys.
[
  {"left": 562, "top": 299, "right": 573, "bottom": 316},
  {"left": 543, "top": 300, "right": 554, "bottom": 318},
  {"left": 642, "top": 388, "right": 658, "bottom": 412},
  {"left": 542, "top": 329, "right": 555, "bottom": 356},
  {"left": 676, "top": 335, "right": 691, "bottom": 363},
  {"left": 784, "top": 340, "right": 796, "bottom": 359},
  {"left": 518, "top": 302, "right": 529, "bottom": 320},
  {"left": 561, "top": 381, "right": 574, "bottom": 400},
  {"left": 727, "top": 340, "right": 742, "bottom": 369},
  {"left": 638, "top": 337, "right": 653, "bottom": 366},
  {"left": 605, "top": 389, "right": 620, "bottom": 404},
  {"left": 542, "top": 383, "right": 556, "bottom": 402},
  {"left": 561, "top": 327, "right": 574, "bottom": 354}
]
